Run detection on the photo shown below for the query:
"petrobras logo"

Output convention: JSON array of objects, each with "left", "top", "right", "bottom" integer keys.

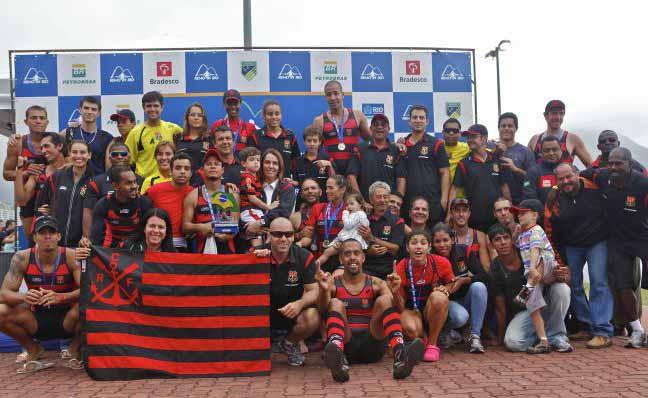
[
  {"left": 402, "top": 105, "right": 413, "bottom": 121},
  {"left": 360, "top": 64, "right": 384, "bottom": 80},
  {"left": 194, "top": 64, "right": 219, "bottom": 81},
  {"left": 324, "top": 61, "right": 338, "bottom": 75},
  {"left": 241, "top": 61, "right": 258, "bottom": 81},
  {"left": 157, "top": 61, "right": 173, "bottom": 77},
  {"left": 23, "top": 67, "right": 49, "bottom": 84},
  {"left": 362, "top": 103, "right": 385, "bottom": 118},
  {"left": 277, "top": 64, "right": 303, "bottom": 80},
  {"left": 109, "top": 66, "right": 135, "bottom": 83},
  {"left": 400, "top": 60, "right": 427, "bottom": 83},
  {"left": 72, "top": 64, "right": 87, "bottom": 78},
  {"left": 441, "top": 64, "right": 465, "bottom": 80}
]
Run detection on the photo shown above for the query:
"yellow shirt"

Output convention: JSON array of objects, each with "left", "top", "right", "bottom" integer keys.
[
  {"left": 140, "top": 173, "right": 172, "bottom": 194},
  {"left": 445, "top": 141, "right": 470, "bottom": 198},
  {"left": 125, "top": 120, "right": 182, "bottom": 179}
]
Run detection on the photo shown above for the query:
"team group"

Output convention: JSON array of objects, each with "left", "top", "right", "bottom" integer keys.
[{"left": 1, "top": 79, "right": 647, "bottom": 381}]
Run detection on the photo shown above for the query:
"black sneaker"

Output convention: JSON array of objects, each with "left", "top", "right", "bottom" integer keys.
[
  {"left": 526, "top": 340, "right": 550, "bottom": 354},
  {"left": 393, "top": 338, "right": 424, "bottom": 380},
  {"left": 514, "top": 285, "right": 532, "bottom": 307},
  {"left": 324, "top": 342, "right": 349, "bottom": 383}
]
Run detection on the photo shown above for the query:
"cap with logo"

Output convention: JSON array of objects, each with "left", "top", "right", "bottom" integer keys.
[
  {"left": 461, "top": 124, "right": 488, "bottom": 137},
  {"left": 34, "top": 215, "right": 59, "bottom": 233},
  {"left": 450, "top": 197, "right": 470, "bottom": 209},
  {"left": 223, "top": 89, "right": 241, "bottom": 103},
  {"left": 109, "top": 109, "right": 136, "bottom": 123},
  {"left": 371, "top": 114, "right": 390, "bottom": 125},
  {"left": 511, "top": 199, "right": 544, "bottom": 215},
  {"left": 544, "top": 100, "right": 565, "bottom": 114}
]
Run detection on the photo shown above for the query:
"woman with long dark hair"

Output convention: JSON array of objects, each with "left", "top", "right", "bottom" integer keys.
[
  {"left": 122, "top": 208, "right": 176, "bottom": 252},
  {"left": 175, "top": 103, "right": 210, "bottom": 173}
]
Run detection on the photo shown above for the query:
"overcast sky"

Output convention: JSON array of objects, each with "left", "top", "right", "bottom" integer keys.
[{"left": 2, "top": 0, "right": 648, "bottom": 146}]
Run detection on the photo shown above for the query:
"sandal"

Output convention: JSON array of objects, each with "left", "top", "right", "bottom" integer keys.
[
  {"left": 60, "top": 349, "right": 72, "bottom": 360},
  {"left": 15, "top": 346, "right": 45, "bottom": 364},
  {"left": 16, "top": 360, "right": 55, "bottom": 374},
  {"left": 64, "top": 358, "right": 85, "bottom": 370}
]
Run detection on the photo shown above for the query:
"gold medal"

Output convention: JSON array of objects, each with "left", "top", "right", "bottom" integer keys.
[
  {"left": 338, "top": 143, "right": 346, "bottom": 151},
  {"left": 322, "top": 240, "right": 330, "bottom": 248}
]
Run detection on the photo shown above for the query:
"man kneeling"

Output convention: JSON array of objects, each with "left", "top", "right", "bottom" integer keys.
[
  {"left": 316, "top": 238, "right": 424, "bottom": 382},
  {"left": 0, "top": 216, "right": 83, "bottom": 373}
]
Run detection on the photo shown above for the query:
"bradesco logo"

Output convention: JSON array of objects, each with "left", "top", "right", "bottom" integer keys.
[
  {"left": 362, "top": 103, "right": 385, "bottom": 118},
  {"left": 109, "top": 66, "right": 135, "bottom": 83},
  {"left": 400, "top": 61, "right": 427, "bottom": 83},
  {"left": 63, "top": 64, "right": 96, "bottom": 85},
  {"left": 277, "top": 64, "right": 303, "bottom": 80},
  {"left": 151, "top": 61, "right": 179, "bottom": 85},
  {"left": 360, "top": 64, "right": 384, "bottom": 80},
  {"left": 194, "top": 64, "right": 219, "bottom": 81},
  {"left": 23, "top": 67, "right": 49, "bottom": 84},
  {"left": 441, "top": 64, "right": 464, "bottom": 80}
]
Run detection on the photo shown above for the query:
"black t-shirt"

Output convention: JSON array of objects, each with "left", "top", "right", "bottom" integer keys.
[
  {"left": 490, "top": 255, "right": 526, "bottom": 320},
  {"left": 84, "top": 170, "right": 143, "bottom": 209},
  {"left": 270, "top": 245, "right": 316, "bottom": 310},
  {"left": 364, "top": 211, "right": 406, "bottom": 279},
  {"left": 68, "top": 127, "right": 113, "bottom": 176},
  {"left": 347, "top": 141, "right": 405, "bottom": 201},
  {"left": 293, "top": 150, "right": 332, "bottom": 202},
  {"left": 247, "top": 128, "right": 301, "bottom": 178},
  {"left": 402, "top": 133, "right": 450, "bottom": 205},
  {"left": 523, "top": 161, "right": 558, "bottom": 205}
]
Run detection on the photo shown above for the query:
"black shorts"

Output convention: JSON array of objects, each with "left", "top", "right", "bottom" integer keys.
[
  {"left": 345, "top": 329, "right": 386, "bottom": 364},
  {"left": 608, "top": 246, "right": 641, "bottom": 290},
  {"left": 20, "top": 196, "right": 36, "bottom": 218},
  {"left": 33, "top": 307, "right": 73, "bottom": 341},
  {"left": 270, "top": 309, "right": 296, "bottom": 333}
]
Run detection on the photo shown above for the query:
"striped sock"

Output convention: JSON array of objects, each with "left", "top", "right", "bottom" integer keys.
[
  {"left": 326, "top": 311, "right": 346, "bottom": 350},
  {"left": 382, "top": 307, "right": 405, "bottom": 359}
]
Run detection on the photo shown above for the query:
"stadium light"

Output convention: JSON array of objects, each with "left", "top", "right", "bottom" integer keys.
[{"left": 485, "top": 40, "right": 511, "bottom": 117}]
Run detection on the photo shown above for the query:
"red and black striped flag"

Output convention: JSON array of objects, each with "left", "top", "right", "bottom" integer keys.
[{"left": 80, "top": 246, "right": 271, "bottom": 380}]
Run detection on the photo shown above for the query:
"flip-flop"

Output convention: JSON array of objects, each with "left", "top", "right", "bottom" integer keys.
[
  {"left": 60, "top": 349, "right": 72, "bottom": 360},
  {"left": 64, "top": 358, "right": 85, "bottom": 370},
  {"left": 15, "top": 346, "right": 45, "bottom": 364},
  {"left": 16, "top": 360, "right": 55, "bottom": 374}
]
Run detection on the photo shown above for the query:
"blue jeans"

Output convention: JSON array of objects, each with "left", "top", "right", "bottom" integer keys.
[
  {"left": 455, "top": 282, "right": 488, "bottom": 337},
  {"left": 447, "top": 300, "right": 469, "bottom": 330},
  {"left": 504, "top": 283, "right": 571, "bottom": 351},
  {"left": 566, "top": 241, "right": 613, "bottom": 337}
]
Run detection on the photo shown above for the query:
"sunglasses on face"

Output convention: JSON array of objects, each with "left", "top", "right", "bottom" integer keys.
[
  {"left": 444, "top": 128, "right": 460, "bottom": 134},
  {"left": 269, "top": 231, "right": 294, "bottom": 238},
  {"left": 110, "top": 151, "right": 129, "bottom": 157}
]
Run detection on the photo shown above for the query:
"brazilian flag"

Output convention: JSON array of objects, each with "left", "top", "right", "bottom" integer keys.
[{"left": 210, "top": 191, "right": 239, "bottom": 213}]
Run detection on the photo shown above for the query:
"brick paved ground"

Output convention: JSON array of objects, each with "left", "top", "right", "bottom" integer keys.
[{"left": 2, "top": 338, "right": 648, "bottom": 398}]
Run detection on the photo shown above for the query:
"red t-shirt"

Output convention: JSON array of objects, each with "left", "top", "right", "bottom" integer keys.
[
  {"left": 394, "top": 254, "right": 454, "bottom": 310},
  {"left": 239, "top": 171, "right": 261, "bottom": 210},
  {"left": 210, "top": 117, "right": 256, "bottom": 153},
  {"left": 306, "top": 202, "right": 346, "bottom": 254},
  {"left": 146, "top": 181, "right": 193, "bottom": 238}
]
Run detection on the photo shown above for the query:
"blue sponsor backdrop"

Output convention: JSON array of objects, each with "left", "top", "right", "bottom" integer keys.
[
  {"left": 58, "top": 96, "right": 102, "bottom": 129},
  {"left": 13, "top": 50, "right": 473, "bottom": 149}
]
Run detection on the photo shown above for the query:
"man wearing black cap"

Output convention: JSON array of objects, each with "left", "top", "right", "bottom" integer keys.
[
  {"left": 527, "top": 100, "right": 592, "bottom": 167},
  {"left": 522, "top": 135, "right": 563, "bottom": 205},
  {"left": 0, "top": 216, "right": 83, "bottom": 372},
  {"left": 449, "top": 124, "right": 512, "bottom": 232},
  {"left": 448, "top": 198, "right": 491, "bottom": 269},
  {"left": 592, "top": 130, "right": 646, "bottom": 174},
  {"left": 581, "top": 147, "right": 648, "bottom": 348},
  {"left": 109, "top": 109, "right": 136, "bottom": 145},
  {"left": 347, "top": 114, "right": 405, "bottom": 200},
  {"left": 210, "top": 89, "right": 256, "bottom": 154}
]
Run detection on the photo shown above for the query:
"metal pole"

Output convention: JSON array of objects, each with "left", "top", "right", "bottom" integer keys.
[
  {"left": 495, "top": 49, "right": 501, "bottom": 117},
  {"left": 8, "top": 50, "right": 18, "bottom": 251},
  {"left": 471, "top": 49, "right": 478, "bottom": 124},
  {"left": 243, "top": 0, "right": 252, "bottom": 50}
]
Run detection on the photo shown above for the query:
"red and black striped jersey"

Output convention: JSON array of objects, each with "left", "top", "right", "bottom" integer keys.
[
  {"left": 333, "top": 274, "right": 375, "bottom": 331},
  {"left": 24, "top": 247, "right": 76, "bottom": 306},
  {"left": 321, "top": 109, "right": 361, "bottom": 175}
]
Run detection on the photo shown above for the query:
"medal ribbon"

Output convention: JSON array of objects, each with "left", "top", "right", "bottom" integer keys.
[
  {"left": 330, "top": 110, "right": 346, "bottom": 147},
  {"left": 323, "top": 202, "right": 344, "bottom": 243},
  {"left": 407, "top": 258, "right": 428, "bottom": 311}
]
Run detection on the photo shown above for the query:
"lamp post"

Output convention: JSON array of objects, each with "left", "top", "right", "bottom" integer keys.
[
  {"left": 485, "top": 40, "right": 511, "bottom": 117},
  {"left": 243, "top": 0, "right": 252, "bottom": 49}
]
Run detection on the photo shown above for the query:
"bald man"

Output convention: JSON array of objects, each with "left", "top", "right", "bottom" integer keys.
[{"left": 254, "top": 217, "right": 321, "bottom": 366}]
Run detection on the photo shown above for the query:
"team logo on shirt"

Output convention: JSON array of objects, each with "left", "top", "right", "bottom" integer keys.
[
  {"left": 79, "top": 185, "right": 87, "bottom": 198},
  {"left": 626, "top": 196, "right": 636, "bottom": 208},
  {"left": 420, "top": 146, "right": 429, "bottom": 156},
  {"left": 361, "top": 298, "right": 369, "bottom": 307},
  {"left": 56, "top": 275, "right": 65, "bottom": 284},
  {"left": 241, "top": 61, "right": 258, "bottom": 81},
  {"left": 445, "top": 102, "right": 461, "bottom": 118},
  {"left": 492, "top": 163, "right": 499, "bottom": 173},
  {"left": 287, "top": 270, "right": 299, "bottom": 283},
  {"left": 284, "top": 139, "right": 291, "bottom": 149},
  {"left": 383, "top": 225, "right": 392, "bottom": 236},
  {"left": 385, "top": 155, "right": 394, "bottom": 165}
]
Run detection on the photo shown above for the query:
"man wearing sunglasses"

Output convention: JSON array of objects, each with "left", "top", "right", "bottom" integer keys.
[
  {"left": 441, "top": 118, "right": 470, "bottom": 192},
  {"left": 254, "top": 217, "right": 320, "bottom": 367},
  {"left": 592, "top": 130, "right": 646, "bottom": 174}
]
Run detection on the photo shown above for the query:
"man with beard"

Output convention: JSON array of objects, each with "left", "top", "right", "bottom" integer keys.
[
  {"left": 360, "top": 181, "right": 405, "bottom": 280},
  {"left": 183, "top": 150, "right": 240, "bottom": 254},
  {"left": 210, "top": 89, "right": 256, "bottom": 153},
  {"left": 292, "top": 178, "right": 322, "bottom": 244},
  {"left": 523, "top": 135, "right": 563, "bottom": 204},
  {"left": 146, "top": 153, "right": 194, "bottom": 251},
  {"left": 592, "top": 130, "right": 646, "bottom": 174},
  {"left": 497, "top": 112, "right": 535, "bottom": 205},
  {"left": 317, "top": 239, "right": 424, "bottom": 382},
  {"left": 527, "top": 100, "right": 592, "bottom": 166},
  {"left": 312, "top": 80, "right": 371, "bottom": 177},
  {"left": 545, "top": 163, "right": 613, "bottom": 349},
  {"left": 448, "top": 198, "right": 491, "bottom": 270},
  {"left": 90, "top": 166, "right": 153, "bottom": 248},
  {"left": 254, "top": 217, "right": 320, "bottom": 367},
  {"left": 581, "top": 147, "right": 648, "bottom": 348},
  {"left": 347, "top": 114, "right": 405, "bottom": 199}
]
